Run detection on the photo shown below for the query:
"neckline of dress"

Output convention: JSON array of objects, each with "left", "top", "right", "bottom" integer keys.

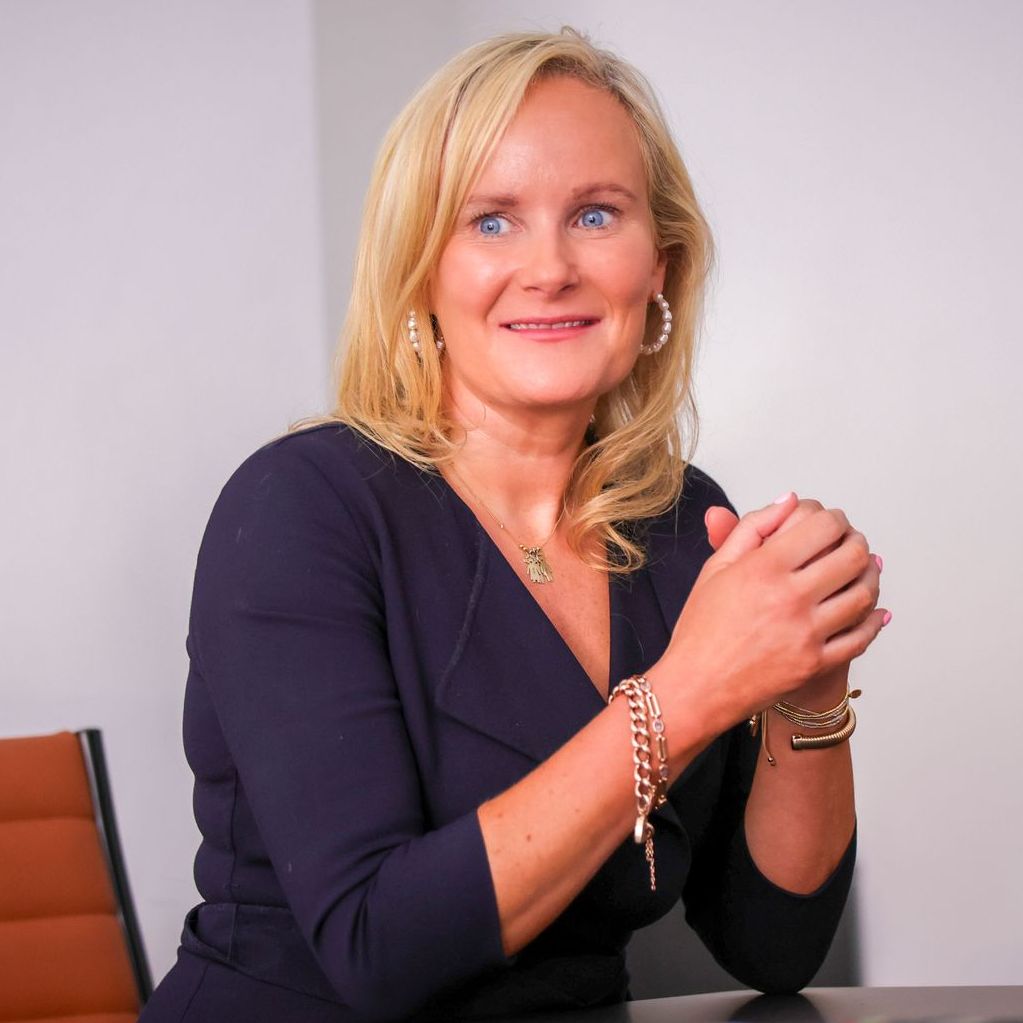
[{"left": 432, "top": 467, "right": 614, "bottom": 708}]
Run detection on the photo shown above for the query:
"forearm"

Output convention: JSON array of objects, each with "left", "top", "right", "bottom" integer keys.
[
  {"left": 743, "top": 670, "right": 856, "bottom": 894},
  {"left": 478, "top": 681, "right": 706, "bottom": 956}
]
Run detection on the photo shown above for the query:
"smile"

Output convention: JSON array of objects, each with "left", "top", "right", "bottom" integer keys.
[{"left": 505, "top": 319, "right": 597, "bottom": 330}]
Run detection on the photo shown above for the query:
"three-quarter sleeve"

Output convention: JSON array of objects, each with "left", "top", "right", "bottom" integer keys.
[
  {"left": 187, "top": 441, "right": 511, "bottom": 1020},
  {"left": 678, "top": 720, "right": 856, "bottom": 993}
]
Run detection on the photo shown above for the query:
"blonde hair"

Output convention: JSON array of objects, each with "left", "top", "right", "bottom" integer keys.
[{"left": 295, "top": 27, "right": 714, "bottom": 572}]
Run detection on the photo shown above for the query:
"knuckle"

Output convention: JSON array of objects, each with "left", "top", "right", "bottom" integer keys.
[
  {"left": 810, "top": 507, "right": 851, "bottom": 548},
  {"left": 828, "top": 507, "right": 851, "bottom": 533},
  {"left": 846, "top": 532, "right": 871, "bottom": 572},
  {"left": 774, "top": 509, "right": 807, "bottom": 535},
  {"left": 852, "top": 581, "right": 876, "bottom": 615},
  {"left": 848, "top": 528, "right": 868, "bottom": 550},
  {"left": 814, "top": 507, "right": 846, "bottom": 543}
]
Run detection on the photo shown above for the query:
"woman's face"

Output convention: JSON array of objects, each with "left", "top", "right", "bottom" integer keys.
[{"left": 430, "top": 75, "right": 666, "bottom": 426}]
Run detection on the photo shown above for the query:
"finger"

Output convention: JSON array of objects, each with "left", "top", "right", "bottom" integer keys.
[
  {"left": 712, "top": 492, "right": 799, "bottom": 564},
  {"left": 812, "top": 547, "right": 880, "bottom": 638},
  {"left": 819, "top": 606, "right": 890, "bottom": 671},
  {"left": 705, "top": 505, "right": 739, "bottom": 551},
  {"left": 759, "top": 507, "right": 851, "bottom": 573},
  {"left": 765, "top": 498, "right": 823, "bottom": 539},
  {"left": 798, "top": 528, "right": 873, "bottom": 605}
]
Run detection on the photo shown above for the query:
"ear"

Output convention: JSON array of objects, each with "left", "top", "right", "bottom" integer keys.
[{"left": 652, "top": 248, "right": 668, "bottom": 296}]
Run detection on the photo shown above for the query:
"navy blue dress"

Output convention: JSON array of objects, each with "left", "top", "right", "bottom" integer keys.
[{"left": 140, "top": 423, "right": 854, "bottom": 1022}]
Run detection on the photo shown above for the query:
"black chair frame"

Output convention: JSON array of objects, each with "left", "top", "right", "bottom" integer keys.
[{"left": 77, "top": 728, "right": 154, "bottom": 1002}]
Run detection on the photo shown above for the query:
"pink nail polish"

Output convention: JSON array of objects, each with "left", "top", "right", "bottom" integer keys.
[
  {"left": 881, "top": 610, "right": 893, "bottom": 627},
  {"left": 873, "top": 554, "right": 884, "bottom": 571},
  {"left": 773, "top": 491, "right": 793, "bottom": 504}
]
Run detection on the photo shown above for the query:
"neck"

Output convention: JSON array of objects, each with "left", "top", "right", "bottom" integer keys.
[{"left": 443, "top": 394, "right": 594, "bottom": 542}]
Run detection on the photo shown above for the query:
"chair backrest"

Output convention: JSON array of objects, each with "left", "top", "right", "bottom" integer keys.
[{"left": 0, "top": 729, "right": 151, "bottom": 1022}]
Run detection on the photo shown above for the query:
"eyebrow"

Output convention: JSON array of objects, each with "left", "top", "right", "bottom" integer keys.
[{"left": 464, "top": 182, "right": 639, "bottom": 208}]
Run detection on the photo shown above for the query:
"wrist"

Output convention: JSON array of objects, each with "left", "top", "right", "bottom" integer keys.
[
  {"left": 781, "top": 667, "right": 850, "bottom": 712},
  {"left": 642, "top": 659, "right": 721, "bottom": 778},
  {"left": 755, "top": 681, "right": 859, "bottom": 764}
]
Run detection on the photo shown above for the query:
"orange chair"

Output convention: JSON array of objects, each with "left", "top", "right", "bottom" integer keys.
[{"left": 0, "top": 730, "right": 152, "bottom": 1022}]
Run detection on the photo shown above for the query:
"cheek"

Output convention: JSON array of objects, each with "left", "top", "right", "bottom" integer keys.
[
  {"left": 435, "top": 243, "right": 505, "bottom": 314},
  {"left": 590, "top": 237, "right": 660, "bottom": 305}
]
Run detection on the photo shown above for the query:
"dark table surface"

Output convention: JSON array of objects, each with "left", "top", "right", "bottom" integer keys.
[{"left": 511, "top": 986, "right": 1023, "bottom": 1022}]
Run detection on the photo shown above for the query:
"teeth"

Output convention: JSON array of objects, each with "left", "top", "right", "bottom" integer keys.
[{"left": 507, "top": 320, "right": 590, "bottom": 330}]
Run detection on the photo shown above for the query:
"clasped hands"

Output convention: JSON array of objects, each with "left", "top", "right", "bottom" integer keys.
[
  {"left": 660, "top": 492, "right": 888, "bottom": 738},
  {"left": 710, "top": 492, "right": 886, "bottom": 710}
]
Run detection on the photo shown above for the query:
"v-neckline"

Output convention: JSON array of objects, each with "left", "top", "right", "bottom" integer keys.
[{"left": 435, "top": 469, "right": 614, "bottom": 709}]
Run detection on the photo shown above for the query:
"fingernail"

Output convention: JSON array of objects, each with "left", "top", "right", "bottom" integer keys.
[
  {"left": 773, "top": 491, "right": 793, "bottom": 504},
  {"left": 881, "top": 610, "right": 893, "bottom": 627},
  {"left": 873, "top": 554, "right": 884, "bottom": 572}
]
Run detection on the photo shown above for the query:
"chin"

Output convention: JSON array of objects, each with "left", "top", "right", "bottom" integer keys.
[
  {"left": 501, "top": 378, "right": 600, "bottom": 410},
  {"left": 506, "top": 364, "right": 622, "bottom": 406}
]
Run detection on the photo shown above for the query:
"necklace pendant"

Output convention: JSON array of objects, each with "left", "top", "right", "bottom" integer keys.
[{"left": 520, "top": 545, "right": 554, "bottom": 584}]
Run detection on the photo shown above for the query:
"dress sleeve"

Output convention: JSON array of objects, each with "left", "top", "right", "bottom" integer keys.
[
  {"left": 187, "top": 439, "right": 511, "bottom": 1020},
  {"left": 672, "top": 469, "right": 856, "bottom": 993},
  {"left": 678, "top": 722, "right": 856, "bottom": 993}
]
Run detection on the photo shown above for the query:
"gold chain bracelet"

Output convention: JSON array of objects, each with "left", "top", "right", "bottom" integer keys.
[
  {"left": 609, "top": 674, "right": 669, "bottom": 890},
  {"left": 774, "top": 688, "right": 860, "bottom": 730}
]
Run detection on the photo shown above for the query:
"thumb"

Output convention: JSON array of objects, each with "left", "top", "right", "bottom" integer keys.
[
  {"left": 704, "top": 505, "right": 739, "bottom": 550},
  {"left": 712, "top": 491, "right": 798, "bottom": 564}
]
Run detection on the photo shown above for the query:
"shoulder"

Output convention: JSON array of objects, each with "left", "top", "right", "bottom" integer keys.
[
  {"left": 196, "top": 422, "right": 437, "bottom": 589},
  {"left": 209, "top": 421, "right": 431, "bottom": 530},
  {"left": 192, "top": 424, "right": 416, "bottom": 625},
  {"left": 223, "top": 421, "right": 419, "bottom": 497}
]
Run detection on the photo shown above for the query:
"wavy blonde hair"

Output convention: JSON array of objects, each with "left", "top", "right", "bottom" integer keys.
[{"left": 295, "top": 27, "right": 714, "bottom": 572}]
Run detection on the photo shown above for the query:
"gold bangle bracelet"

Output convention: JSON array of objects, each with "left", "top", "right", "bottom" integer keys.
[
  {"left": 750, "top": 696, "right": 860, "bottom": 764},
  {"left": 791, "top": 705, "right": 857, "bottom": 750}
]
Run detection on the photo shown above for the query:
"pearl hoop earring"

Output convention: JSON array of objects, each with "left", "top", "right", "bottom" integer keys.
[
  {"left": 407, "top": 309, "right": 444, "bottom": 356},
  {"left": 429, "top": 313, "right": 445, "bottom": 353},
  {"left": 639, "top": 293, "right": 672, "bottom": 356}
]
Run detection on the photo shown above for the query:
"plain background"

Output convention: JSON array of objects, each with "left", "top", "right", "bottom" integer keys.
[{"left": 2, "top": 0, "right": 1021, "bottom": 991}]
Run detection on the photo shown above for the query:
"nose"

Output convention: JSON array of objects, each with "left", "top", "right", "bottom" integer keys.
[{"left": 518, "top": 223, "right": 580, "bottom": 296}]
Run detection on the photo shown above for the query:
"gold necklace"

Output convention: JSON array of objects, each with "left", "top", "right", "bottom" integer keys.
[{"left": 446, "top": 464, "right": 567, "bottom": 584}]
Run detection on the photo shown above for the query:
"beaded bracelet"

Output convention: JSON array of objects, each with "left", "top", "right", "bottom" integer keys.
[{"left": 608, "top": 674, "right": 669, "bottom": 890}]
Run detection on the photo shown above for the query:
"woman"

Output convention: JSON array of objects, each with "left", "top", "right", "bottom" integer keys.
[{"left": 141, "top": 28, "right": 887, "bottom": 1022}]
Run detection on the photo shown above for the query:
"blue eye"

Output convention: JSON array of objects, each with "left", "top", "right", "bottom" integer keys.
[
  {"left": 576, "top": 206, "right": 605, "bottom": 227},
  {"left": 477, "top": 214, "right": 508, "bottom": 236},
  {"left": 581, "top": 205, "right": 617, "bottom": 228}
]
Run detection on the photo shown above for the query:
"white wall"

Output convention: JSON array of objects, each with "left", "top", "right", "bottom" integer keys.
[
  {"left": 0, "top": 0, "right": 327, "bottom": 976},
  {"left": 3, "top": 0, "right": 1021, "bottom": 993}
]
